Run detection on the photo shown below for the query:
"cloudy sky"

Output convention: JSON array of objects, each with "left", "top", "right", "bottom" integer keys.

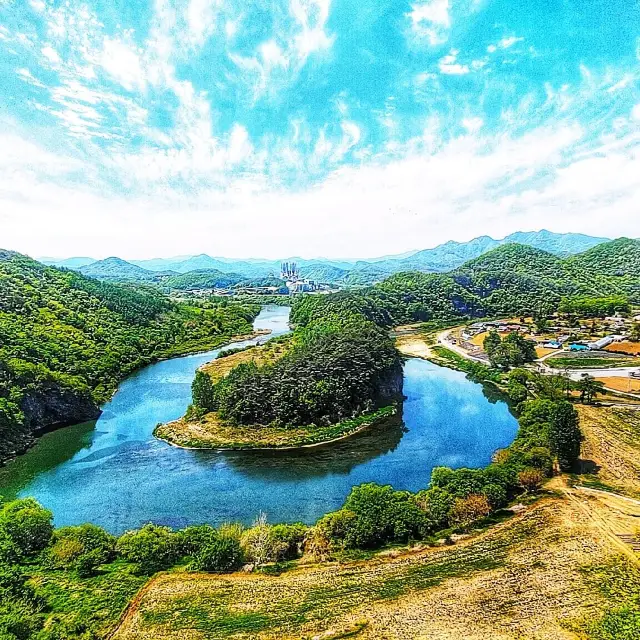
[{"left": 1, "top": 0, "right": 639, "bottom": 259}]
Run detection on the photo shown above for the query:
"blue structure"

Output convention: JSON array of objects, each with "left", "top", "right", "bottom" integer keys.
[{"left": 569, "top": 344, "right": 589, "bottom": 351}]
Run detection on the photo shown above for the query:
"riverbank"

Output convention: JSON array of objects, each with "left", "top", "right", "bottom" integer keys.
[
  {"left": 0, "top": 327, "right": 272, "bottom": 467},
  {"left": 154, "top": 405, "right": 399, "bottom": 451}
]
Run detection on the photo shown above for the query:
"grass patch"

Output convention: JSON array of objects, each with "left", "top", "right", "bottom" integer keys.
[
  {"left": 549, "top": 357, "right": 638, "bottom": 369},
  {"left": 155, "top": 405, "right": 399, "bottom": 450},
  {"left": 577, "top": 560, "right": 640, "bottom": 640},
  {"left": 28, "top": 560, "right": 147, "bottom": 637}
]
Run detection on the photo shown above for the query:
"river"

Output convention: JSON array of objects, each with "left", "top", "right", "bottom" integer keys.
[{"left": 0, "top": 305, "right": 519, "bottom": 533}]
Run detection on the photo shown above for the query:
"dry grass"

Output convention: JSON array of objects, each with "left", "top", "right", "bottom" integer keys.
[
  {"left": 595, "top": 376, "right": 640, "bottom": 394},
  {"left": 577, "top": 404, "right": 640, "bottom": 497},
  {"left": 604, "top": 341, "right": 640, "bottom": 355},
  {"left": 200, "top": 339, "right": 289, "bottom": 384},
  {"left": 113, "top": 494, "right": 640, "bottom": 640}
]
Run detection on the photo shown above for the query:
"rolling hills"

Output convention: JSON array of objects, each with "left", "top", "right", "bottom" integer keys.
[
  {"left": 42, "top": 230, "right": 612, "bottom": 286},
  {"left": 0, "top": 250, "right": 260, "bottom": 461},
  {"left": 291, "top": 239, "right": 640, "bottom": 327}
]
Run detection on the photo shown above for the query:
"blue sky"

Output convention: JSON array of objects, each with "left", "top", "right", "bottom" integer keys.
[{"left": 1, "top": 0, "right": 639, "bottom": 259}]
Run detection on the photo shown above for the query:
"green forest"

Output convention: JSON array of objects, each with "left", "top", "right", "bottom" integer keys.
[
  {"left": 290, "top": 239, "right": 640, "bottom": 327},
  {"left": 191, "top": 313, "right": 402, "bottom": 428},
  {"left": 0, "top": 250, "right": 260, "bottom": 461}
]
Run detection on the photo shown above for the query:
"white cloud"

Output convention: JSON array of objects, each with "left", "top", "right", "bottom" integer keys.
[
  {"left": 462, "top": 117, "right": 483, "bottom": 132},
  {"left": 100, "top": 38, "right": 146, "bottom": 91},
  {"left": 291, "top": 0, "right": 334, "bottom": 59},
  {"left": 488, "top": 36, "right": 523, "bottom": 53},
  {"left": 632, "top": 104, "right": 640, "bottom": 121},
  {"left": 259, "top": 40, "right": 289, "bottom": 69},
  {"left": 439, "top": 51, "right": 469, "bottom": 75},
  {"left": 41, "top": 45, "right": 61, "bottom": 64},
  {"left": 408, "top": 0, "right": 451, "bottom": 45},
  {"left": 499, "top": 36, "right": 523, "bottom": 49}
]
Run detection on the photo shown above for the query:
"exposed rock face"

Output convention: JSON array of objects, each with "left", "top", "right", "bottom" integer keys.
[
  {"left": 0, "top": 386, "right": 101, "bottom": 463},
  {"left": 20, "top": 387, "right": 101, "bottom": 431},
  {"left": 375, "top": 362, "right": 404, "bottom": 405}
]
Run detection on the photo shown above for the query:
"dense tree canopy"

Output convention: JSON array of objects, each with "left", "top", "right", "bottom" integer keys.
[
  {"left": 194, "top": 313, "right": 403, "bottom": 427},
  {"left": 0, "top": 250, "right": 260, "bottom": 460}
]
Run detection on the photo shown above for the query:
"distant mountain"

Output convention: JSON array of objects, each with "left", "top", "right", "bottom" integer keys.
[
  {"left": 42, "top": 256, "right": 96, "bottom": 269},
  {"left": 48, "top": 230, "right": 612, "bottom": 287},
  {"left": 78, "top": 257, "right": 165, "bottom": 281},
  {"left": 161, "top": 270, "right": 284, "bottom": 290}
]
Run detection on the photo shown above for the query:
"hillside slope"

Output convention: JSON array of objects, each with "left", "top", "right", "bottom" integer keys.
[
  {"left": 291, "top": 240, "right": 638, "bottom": 327},
  {"left": 0, "top": 251, "right": 259, "bottom": 461}
]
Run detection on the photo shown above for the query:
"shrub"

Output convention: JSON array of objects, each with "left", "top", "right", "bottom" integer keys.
[
  {"left": 0, "top": 498, "right": 53, "bottom": 557},
  {"left": 116, "top": 524, "right": 179, "bottom": 575},
  {"left": 270, "top": 523, "right": 308, "bottom": 560},
  {"left": 315, "top": 510, "right": 357, "bottom": 548},
  {"left": 176, "top": 524, "right": 218, "bottom": 556},
  {"left": 414, "top": 487, "right": 455, "bottom": 531},
  {"left": 239, "top": 513, "right": 291, "bottom": 566},
  {"left": 49, "top": 524, "right": 116, "bottom": 575},
  {"left": 304, "top": 526, "right": 332, "bottom": 562},
  {"left": 342, "top": 483, "right": 428, "bottom": 549},
  {"left": 191, "top": 536, "right": 243, "bottom": 573},
  {"left": 448, "top": 494, "right": 491, "bottom": 529},
  {"left": 518, "top": 468, "right": 545, "bottom": 493}
]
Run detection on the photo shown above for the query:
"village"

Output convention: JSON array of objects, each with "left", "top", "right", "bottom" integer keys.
[{"left": 441, "top": 309, "right": 640, "bottom": 395}]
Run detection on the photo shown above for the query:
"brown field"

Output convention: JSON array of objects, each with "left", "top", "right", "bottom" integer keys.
[
  {"left": 200, "top": 338, "right": 289, "bottom": 383},
  {"left": 393, "top": 324, "right": 436, "bottom": 359},
  {"left": 605, "top": 341, "right": 640, "bottom": 355},
  {"left": 577, "top": 404, "right": 640, "bottom": 497},
  {"left": 595, "top": 376, "right": 640, "bottom": 394},
  {"left": 112, "top": 491, "right": 640, "bottom": 640}
]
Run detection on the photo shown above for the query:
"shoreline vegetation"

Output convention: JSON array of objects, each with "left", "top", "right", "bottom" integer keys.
[{"left": 154, "top": 405, "right": 398, "bottom": 450}]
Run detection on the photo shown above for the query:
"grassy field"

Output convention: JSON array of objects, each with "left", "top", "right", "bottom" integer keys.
[
  {"left": 547, "top": 356, "right": 638, "bottom": 369},
  {"left": 577, "top": 404, "right": 640, "bottom": 497},
  {"left": 112, "top": 494, "right": 640, "bottom": 640},
  {"left": 595, "top": 376, "right": 640, "bottom": 394}
]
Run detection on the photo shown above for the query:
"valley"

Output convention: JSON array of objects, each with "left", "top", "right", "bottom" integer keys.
[{"left": 1, "top": 235, "right": 640, "bottom": 640}]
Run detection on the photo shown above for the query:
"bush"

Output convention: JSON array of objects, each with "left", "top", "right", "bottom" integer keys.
[
  {"left": 448, "top": 494, "right": 492, "bottom": 529},
  {"left": 342, "top": 483, "right": 428, "bottom": 549},
  {"left": 116, "top": 524, "right": 179, "bottom": 575},
  {"left": 269, "top": 523, "right": 308, "bottom": 560},
  {"left": 240, "top": 514, "right": 285, "bottom": 566},
  {"left": 0, "top": 498, "right": 53, "bottom": 557},
  {"left": 49, "top": 524, "right": 116, "bottom": 576},
  {"left": 303, "top": 526, "right": 332, "bottom": 562},
  {"left": 191, "top": 536, "right": 243, "bottom": 573},
  {"left": 414, "top": 487, "right": 455, "bottom": 531},
  {"left": 518, "top": 468, "right": 545, "bottom": 493}
]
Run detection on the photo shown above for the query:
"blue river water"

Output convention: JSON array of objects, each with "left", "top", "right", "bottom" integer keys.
[{"left": 0, "top": 305, "right": 519, "bottom": 534}]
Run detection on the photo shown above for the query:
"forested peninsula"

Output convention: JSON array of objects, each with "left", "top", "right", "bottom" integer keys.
[
  {"left": 0, "top": 250, "right": 260, "bottom": 462},
  {"left": 161, "top": 238, "right": 640, "bottom": 449}
]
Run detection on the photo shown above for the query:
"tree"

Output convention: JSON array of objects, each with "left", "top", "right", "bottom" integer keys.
[
  {"left": 191, "top": 536, "right": 243, "bottom": 572},
  {"left": 518, "top": 468, "right": 544, "bottom": 493},
  {"left": 116, "top": 524, "right": 180, "bottom": 574},
  {"left": 448, "top": 494, "right": 491, "bottom": 529},
  {"left": 630, "top": 322, "right": 640, "bottom": 343},
  {"left": 341, "top": 483, "right": 428, "bottom": 549},
  {"left": 578, "top": 374, "right": 604, "bottom": 405},
  {"left": 191, "top": 370, "right": 216, "bottom": 411},
  {"left": 549, "top": 401, "right": 582, "bottom": 471},
  {"left": 0, "top": 498, "right": 53, "bottom": 557}
]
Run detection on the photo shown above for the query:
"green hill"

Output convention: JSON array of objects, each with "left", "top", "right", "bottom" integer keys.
[
  {"left": 0, "top": 250, "right": 260, "bottom": 461},
  {"left": 291, "top": 240, "right": 640, "bottom": 327},
  {"left": 78, "top": 257, "right": 167, "bottom": 281}
]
